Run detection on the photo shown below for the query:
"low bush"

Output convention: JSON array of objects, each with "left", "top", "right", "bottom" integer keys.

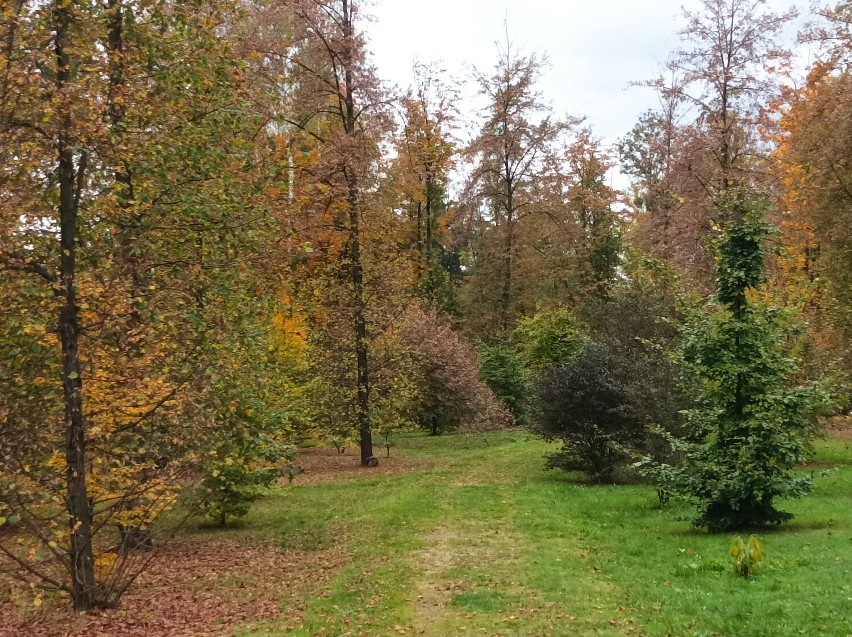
[{"left": 532, "top": 341, "right": 645, "bottom": 483}]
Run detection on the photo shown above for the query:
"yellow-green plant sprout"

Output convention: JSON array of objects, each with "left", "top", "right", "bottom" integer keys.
[{"left": 731, "top": 535, "right": 765, "bottom": 578}]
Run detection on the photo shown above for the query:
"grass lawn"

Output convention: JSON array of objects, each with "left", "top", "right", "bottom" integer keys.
[{"left": 216, "top": 430, "right": 852, "bottom": 637}]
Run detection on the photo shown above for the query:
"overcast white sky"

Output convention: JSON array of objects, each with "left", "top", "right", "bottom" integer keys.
[{"left": 368, "top": 0, "right": 806, "bottom": 157}]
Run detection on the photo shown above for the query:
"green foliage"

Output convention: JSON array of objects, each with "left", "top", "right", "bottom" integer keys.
[
  {"left": 530, "top": 278, "right": 693, "bottom": 486},
  {"left": 579, "top": 277, "right": 696, "bottom": 495},
  {"left": 477, "top": 341, "right": 530, "bottom": 424},
  {"left": 0, "top": 0, "right": 278, "bottom": 607},
  {"left": 196, "top": 305, "right": 300, "bottom": 526},
  {"left": 587, "top": 225, "right": 623, "bottom": 294},
  {"left": 305, "top": 314, "right": 421, "bottom": 450},
  {"left": 660, "top": 192, "right": 833, "bottom": 531},
  {"left": 198, "top": 456, "right": 280, "bottom": 526},
  {"left": 731, "top": 535, "right": 765, "bottom": 578},
  {"left": 197, "top": 407, "right": 291, "bottom": 526},
  {"left": 533, "top": 341, "right": 646, "bottom": 483},
  {"left": 515, "top": 308, "right": 585, "bottom": 374}
]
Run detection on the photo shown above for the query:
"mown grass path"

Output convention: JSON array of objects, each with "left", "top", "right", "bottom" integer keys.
[{"left": 234, "top": 431, "right": 852, "bottom": 637}]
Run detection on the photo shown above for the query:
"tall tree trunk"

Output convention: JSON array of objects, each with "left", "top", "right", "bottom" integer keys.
[
  {"left": 55, "top": 1, "right": 96, "bottom": 611},
  {"left": 425, "top": 176, "right": 433, "bottom": 295},
  {"left": 347, "top": 169, "right": 372, "bottom": 466},
  {"left": 498, "top": 152, "right": 515, "bottom": 333},
  {"left": 501, "top": 220, "right": 513, "bottom": 333},
  {"left": 500, "top": 178, "right": 514, "bottom": 333},
  {"left": 415, "top": 200, "right": 424, "bottom": 282},
  {"left": 342, "top": 0, "right": 373, "bottom": 466}
]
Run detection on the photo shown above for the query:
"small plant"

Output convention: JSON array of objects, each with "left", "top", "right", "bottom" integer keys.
[
  {"left": 198, "top": 404, "right": 292, "bottom": 526},
  {"left": 730, "top": 535, "right": 765, "bottom": 578}
]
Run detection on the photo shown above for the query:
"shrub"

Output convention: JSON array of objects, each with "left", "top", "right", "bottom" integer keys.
[
  {"left": 532, "top": 341, "right": 645, "bottom": 483},
  {"left": 198, "top": 454, "right": 281, "bottom": 526},
  {"left": 581, "top": 286, "right": 696, "bottom": 485},
  {"left": 731, "top": 535, "right": 765, "bottom": 578},
  {"left": 400, "top": 309, "right": 514, "bottom": 435},
  {"left": 198, "top": 415, "right": 291, "bottom": 525},
  {"left": 516, "top": 308, "right": 585, "bottom": 374},
  {"left": 477, "top": 341, "right": 530, "bottom": 424}
]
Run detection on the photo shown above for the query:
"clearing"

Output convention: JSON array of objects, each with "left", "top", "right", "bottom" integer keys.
[{"left": 2, "top": 430, "right": 851, "bottom": 637}]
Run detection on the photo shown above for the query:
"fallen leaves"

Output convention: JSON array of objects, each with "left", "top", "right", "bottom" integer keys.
[{"left": 0, "top": 538, "right": 346, "bottom": 637}]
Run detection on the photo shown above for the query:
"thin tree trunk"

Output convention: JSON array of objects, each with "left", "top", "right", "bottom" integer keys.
[
  {"left": 501, "top": 221, "right": 513, "bottom": 333},
  {"left": 347, "top": 170, "right": 372, "bottom": 466},
  {"left": 500, "top": 184, "right": 514, "bottom": 334},
  {"left": 55, "top": 1, "right": 96, "bottom": 611},
  {"left": 425, "top": 177, "right": 433, "bottom": 295},
  {"left": 499, "top": 154, "right": 515, "bottom": 333},
  {"left": 415, "top": 200, "right": 423, "bottom": 282},
  {"left": 342, "top": 0, "right": 373, "bottom": 466}
]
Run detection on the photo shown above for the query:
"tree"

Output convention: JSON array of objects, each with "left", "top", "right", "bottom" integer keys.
[
  {"left": 773, "top": 2, "right": 852, "bottom": 394},
  {"left": 395, "top": 62, "right": 460, "bottom": 311},
  {"left": 0, "top": 0, "right": 274, "bottom": 609},
  {"left": 457, "top": 39, "right": 571, "bottom": 334},
  {"left": 673, "top": 0, "right": 796, "bottom": 190},
  {"left": 563, "top": 130, "right": 623, "bottom": 297},
  {"left": 624, "top": 0, "right": 796, "bottom": 287},
  {"left": 272, "top": 0, "right": 398, "bottom": 466},
  {"left": 662, "top": 192, "right": 831, "bottom": 531}
]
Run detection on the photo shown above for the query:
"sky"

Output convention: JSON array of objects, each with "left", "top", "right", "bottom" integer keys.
[{"left": 368, "top": 0, "right": 806, "bottom": 166}]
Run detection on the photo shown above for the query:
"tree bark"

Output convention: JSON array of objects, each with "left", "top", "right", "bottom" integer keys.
[
  {"left": 415, "top": 200, "right": 424, "bottom": 282},
  {"left": 341, "top": 0, "right": 373, "bottom": 467},
  {"left": 425, "top": 176, "right": 433, "bottom": 293},
  {"left": 500, "top": 171, "right": 515, "bottom": 333},
  {"left": 55, "top": 0, "right": 97, "bottom": 611}
]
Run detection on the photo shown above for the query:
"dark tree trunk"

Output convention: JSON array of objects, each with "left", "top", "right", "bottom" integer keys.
[
  {"left": 55, "top": 1, "right": 96, "bottom": 611},
  {"left": 500, "top": 159, "right": 515, "bottom": 333},
  {"left": 425, "top": 177, "right": 433, "bottom": 294},
  {"left": 415, "top": 200, "right": 424, "bottom": 282},
  {"left": 349, "top": 171, "right": 373, "bottom": 467},
  {"left": 341, "top": 0, "right": 374, "bottom": 467},
  {"left": 501, "top": 220, "right": 513, "bottom": 333}
]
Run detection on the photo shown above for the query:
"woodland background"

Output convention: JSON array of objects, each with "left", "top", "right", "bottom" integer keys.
[{"left": 0, "top": 0, "right": 850, "bottom": 621}]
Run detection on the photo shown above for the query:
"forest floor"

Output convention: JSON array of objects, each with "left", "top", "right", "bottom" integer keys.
[{"left": 2, "top": 428, "right": 851, "bottom": 637}]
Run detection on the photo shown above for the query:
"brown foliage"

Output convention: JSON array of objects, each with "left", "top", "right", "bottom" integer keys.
[{"left": 399, "top": 308, "right": 514, "bottom": 434}]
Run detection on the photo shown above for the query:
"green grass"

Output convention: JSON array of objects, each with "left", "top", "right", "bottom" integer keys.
[{"left": 218, "top": 431, "right": 852, "bottom": 637}]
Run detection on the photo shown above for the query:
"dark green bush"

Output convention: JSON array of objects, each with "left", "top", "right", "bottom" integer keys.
[{"left": 533, "top": 341, "right": 645, "bottom": 483}]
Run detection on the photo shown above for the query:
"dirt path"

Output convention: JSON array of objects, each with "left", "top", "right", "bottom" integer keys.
[
  {"left": 408, "top": 497, "right": 530, "bottom": 637},
  {"left": 411, "top": 527, "right": 462, "bottom": 633}
]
